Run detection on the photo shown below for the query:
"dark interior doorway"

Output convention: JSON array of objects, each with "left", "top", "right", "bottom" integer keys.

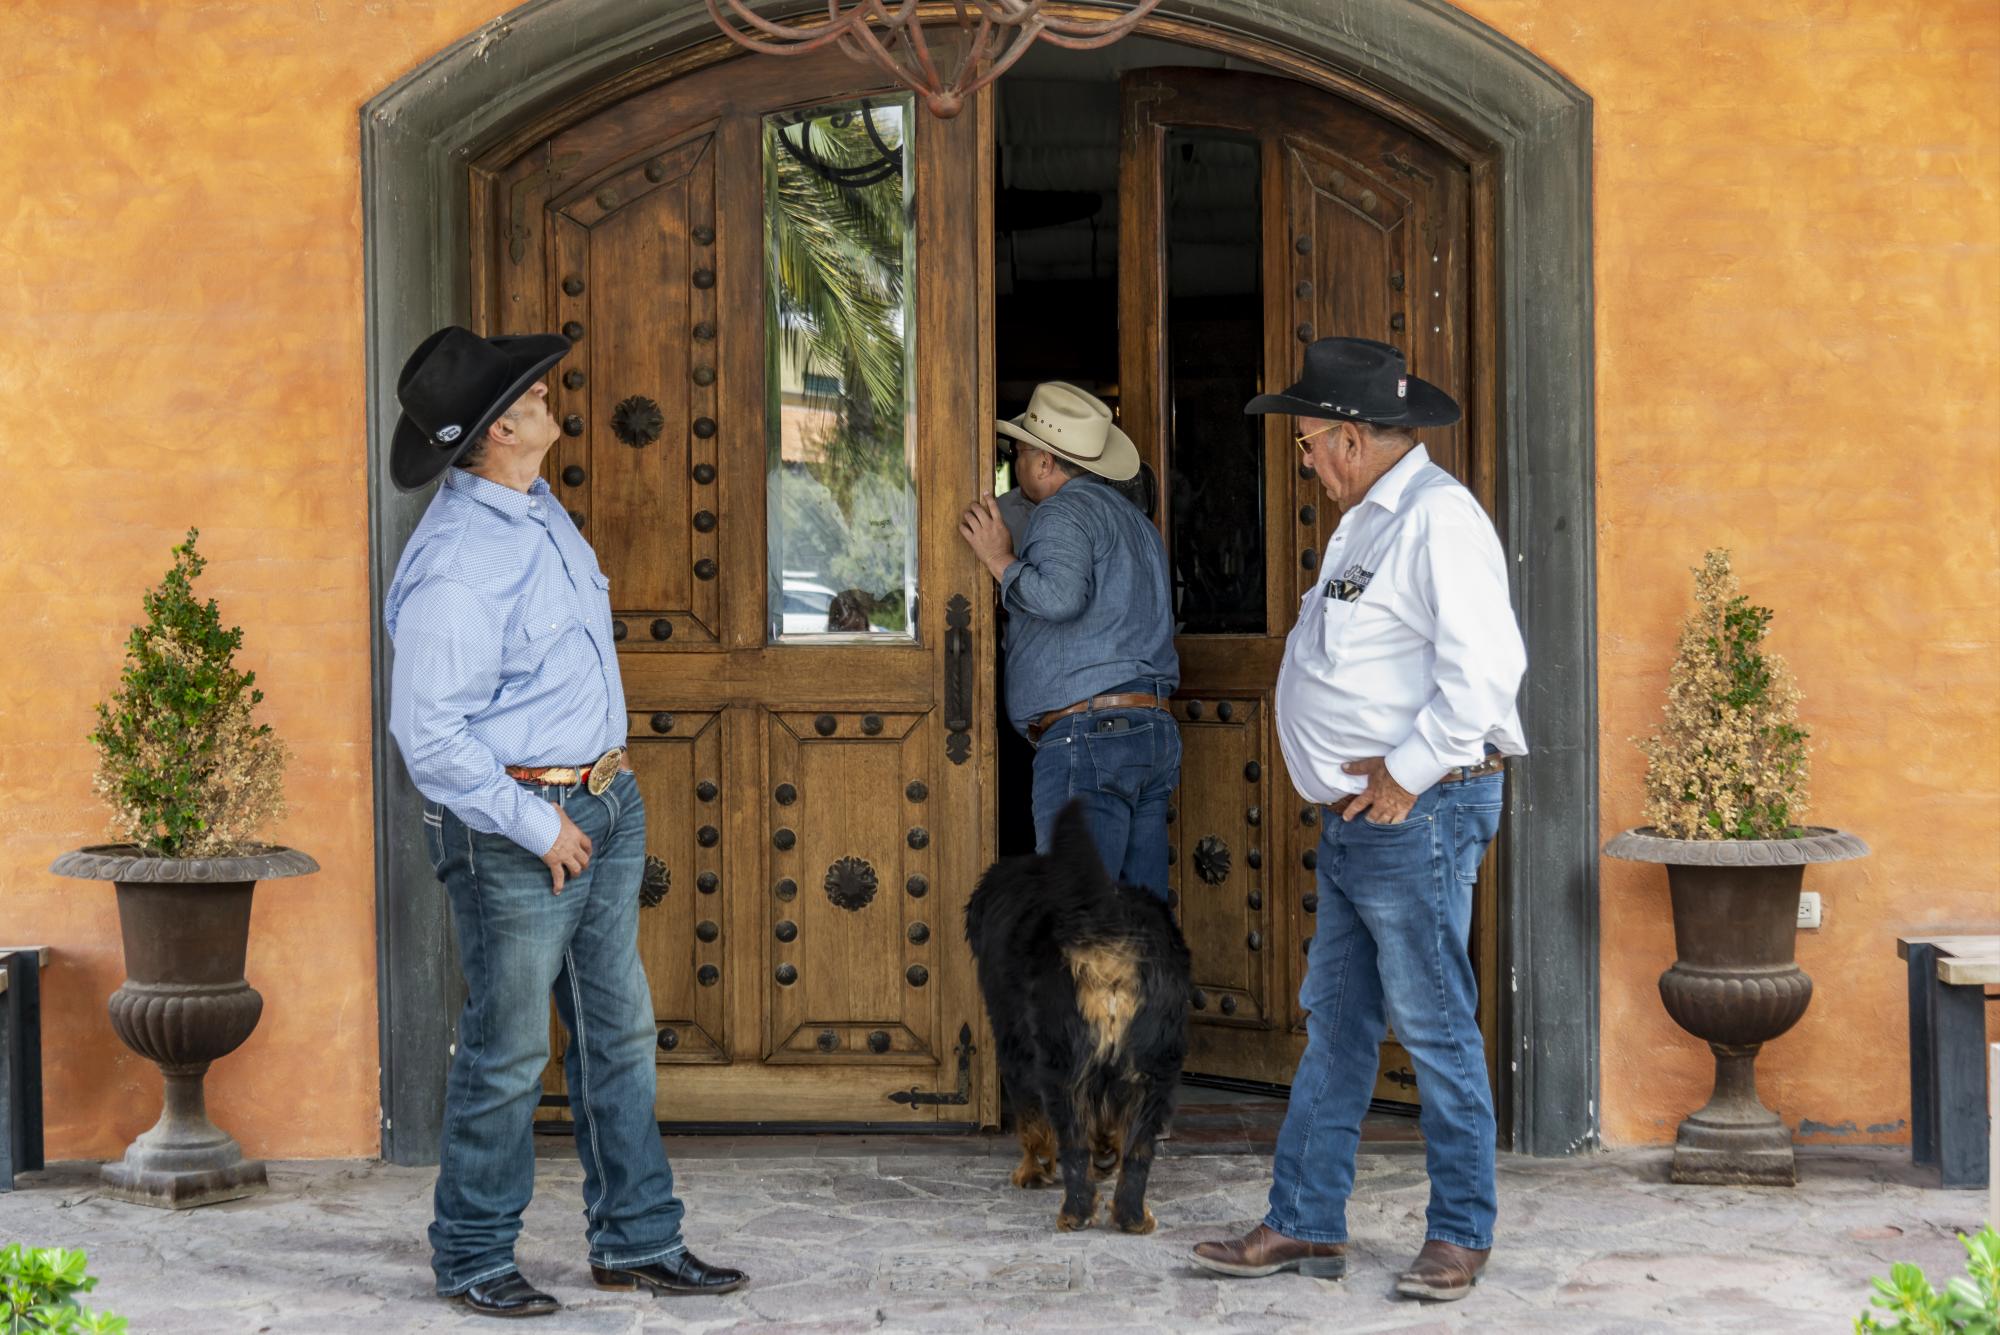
[
  {"left": 987, "top": 43, "right": 1493, "bottom": 1116},
  {"left": 990, "top": 41, "right": 1233, "bottom": 860}
]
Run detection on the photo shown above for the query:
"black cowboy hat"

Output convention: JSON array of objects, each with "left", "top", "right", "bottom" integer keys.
[
  {"left": 1243, "top": 336, "right": 1460, "bottom": 428},
  {"left": 389, "top": 326, "right": 571, "bottom": 492}
]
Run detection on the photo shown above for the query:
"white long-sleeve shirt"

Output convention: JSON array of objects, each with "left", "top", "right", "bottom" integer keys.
[{"left": 1275, "top": 445, "right": 1527, "bottom": 803}]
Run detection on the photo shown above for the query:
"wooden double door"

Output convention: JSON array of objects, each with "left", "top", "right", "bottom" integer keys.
[
  {"left": 473, "top": 49, "right": 1000, "bottom": 1127},
  {"left": 1116, "top": 68, "right": 1495, "bottom": 1106},
  {"left": 470, "top": 52, "right": 1489, "bottom": 1126}
]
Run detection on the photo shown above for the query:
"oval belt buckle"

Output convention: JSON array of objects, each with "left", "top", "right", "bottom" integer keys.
[{"left": 587, "top": 747, "right": 623, "bottom": 797}]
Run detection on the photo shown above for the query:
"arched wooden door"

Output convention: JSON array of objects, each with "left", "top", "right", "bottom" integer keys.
[
  {"left": 1117, "top": 67, "right": 1499, "bottom": 1108},
  {"left": 468, "top": 49, "right": 999, "bottom": 1128}
]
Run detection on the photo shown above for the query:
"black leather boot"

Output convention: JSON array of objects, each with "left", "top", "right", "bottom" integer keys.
[
  {"left": 591, "top": 1249, "right": 748, "bottom": 1296},
  {"left": 453, "top": 1270, "right": 560, "bottom": 1318}
]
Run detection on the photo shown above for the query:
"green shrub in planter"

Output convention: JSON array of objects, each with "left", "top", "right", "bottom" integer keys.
[
  {"left": 54, "top": 529, "right": 316, "bottom": 1210},
  {"left": 88, "top": 527, "right": 287, "bottom": 857},
  {"left": 0, "top": 1244, "right": 126, "bottom": 1334}
]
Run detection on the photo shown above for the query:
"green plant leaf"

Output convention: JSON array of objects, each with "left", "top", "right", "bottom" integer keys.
[
  {"left": 0, "top": 1246, "right": 120, "bottom": 1334},
  {"left": 1855, "top": 1229, "right": 2000, "bottom": 1334}
]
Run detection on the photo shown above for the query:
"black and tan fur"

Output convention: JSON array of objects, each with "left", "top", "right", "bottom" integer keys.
[{"left": 965, "top": 801, "right": 1193, "bottom": 1233}]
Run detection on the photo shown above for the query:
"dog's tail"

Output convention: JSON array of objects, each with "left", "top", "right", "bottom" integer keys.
[{"left": 1046, "top": 799, "right": 1116, "bottom": 905}]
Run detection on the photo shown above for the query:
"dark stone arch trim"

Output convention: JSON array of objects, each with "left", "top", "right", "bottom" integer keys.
[{"left": 364, "top": 0, "right": 1595, "bottom": 1164}]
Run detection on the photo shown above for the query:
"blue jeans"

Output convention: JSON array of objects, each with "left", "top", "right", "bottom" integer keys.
[
  {"left": 1265, "top": 771, "right": 1504, "bottom": 1251},
  {"left": 1029, "top": 703, "right": 1182, "bottom": 900},
  {"left": 422, "top": 768, "right": 686, "bottom": 1295}
]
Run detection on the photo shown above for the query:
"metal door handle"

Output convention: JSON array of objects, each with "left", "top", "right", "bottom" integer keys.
[{"left": 944, "top": 594, "right": 972, "bottom": 763}]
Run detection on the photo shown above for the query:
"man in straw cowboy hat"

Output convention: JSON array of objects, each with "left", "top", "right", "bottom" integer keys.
[
  {"left": 959, "top": 381, "right": 1181, "bottom": 899},
  {"left": 1191, "top": 338, "right": 1526, "bottom": 1302},
  {"left": 383, "top": 327, "right": 747, "bottom": 1318}
]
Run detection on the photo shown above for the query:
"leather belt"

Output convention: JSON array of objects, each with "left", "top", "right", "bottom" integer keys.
[
  {"left": 1441, "top": 755, "right": 1506, "bottom": 785},
  {"left": 1027, "top": 693, "right": 1170, "bottom": 744},
  {"left": 506, "top": 747, "right": 626, "bottom": 797},
  {"left": 1324, "top": 756, "right": 1504, "bottom": 816}
]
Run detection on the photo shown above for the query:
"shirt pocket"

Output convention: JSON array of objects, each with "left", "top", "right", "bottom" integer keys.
[
  {"left": 508, "top": 606, "right": 585, "bottom": 676},
  {"left": 1319, "top": 595, "right": 1360, "bottom": 655},
  {"left": 1325, "top": 585, "right": 1407, "bottom": 657}
]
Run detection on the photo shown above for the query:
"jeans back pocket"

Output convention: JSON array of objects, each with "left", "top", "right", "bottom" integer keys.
[
  {"left": 1449, "top": 800, "right": 1504, "bottom": 882},
  {"left": 1082, "top": 714, "right": 1158, "bottom": 801},
  {"left": 421, "top": 801, "right": 447, "bottom": 876}
]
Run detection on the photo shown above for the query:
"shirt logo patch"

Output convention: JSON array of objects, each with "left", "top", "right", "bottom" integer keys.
[{"left": 1324, "top": 564, "right": 1374, "bottom": 602}]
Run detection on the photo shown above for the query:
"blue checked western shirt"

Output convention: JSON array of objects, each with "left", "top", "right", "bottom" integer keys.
[
  {"left": 999, "top": 474, "right": 1179, "bottom": 734},
  {"left": 385, "top": 468, "right": 628, "bottom": 856}
]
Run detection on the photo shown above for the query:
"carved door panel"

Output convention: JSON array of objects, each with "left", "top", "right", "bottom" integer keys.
[
  {"left": 1171, "top": 697, "right": 1277, "bottom": 1028},
  {"left": 1119, "top": 68, "right": 1491, "bottom": 1107},
  {"left": 473, "top": 49, "right": 998, "bottom": 1128}
]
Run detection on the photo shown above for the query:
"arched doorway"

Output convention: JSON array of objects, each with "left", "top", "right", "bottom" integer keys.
[{"left": 364, "top": 0, "right": 1595, "bottom": 1165}]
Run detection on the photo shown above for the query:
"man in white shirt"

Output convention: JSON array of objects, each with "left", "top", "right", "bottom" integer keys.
[{"left": 1191, "top": 338, "right": 1526, "bottom": 1304}]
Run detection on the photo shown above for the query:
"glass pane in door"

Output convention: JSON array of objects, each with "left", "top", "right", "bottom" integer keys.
[
  {"left": 763, "top": 97, "right": 919, "bottom": 641},
  {"left": 1163, "top": 130, "right": 1264, "bottom": 635}
]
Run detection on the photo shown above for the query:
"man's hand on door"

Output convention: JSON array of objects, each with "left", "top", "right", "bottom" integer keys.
[{"left": 959, "top": 495, "right": 1016, "bottom": 581}]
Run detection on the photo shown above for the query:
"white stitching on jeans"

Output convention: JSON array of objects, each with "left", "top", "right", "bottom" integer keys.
[
  {"left": 446, "top": 1260, "right": 519, "bottom": 1296},
  {"left": 1427, "top": 806, "right": 1491, "bottom": 1234},
  {"left": 435, "top": 819, "right": 483, "bottom": 1286},
  {"left": 600, "top": 1241, "right": 688, "bottom": 1267},
  {"left": 565, "top": 950, "right": 612, "bottom": 1248},
  {"left": 1286, "top": 852, "right": 1354, "bottom": 1228}
]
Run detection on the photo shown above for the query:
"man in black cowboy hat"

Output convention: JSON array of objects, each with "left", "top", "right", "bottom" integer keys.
[
  {"left": 1190, "top": 338, "right": 1526, "bottom": 1303},
  {"left": 384, "top": 327, "right": 746, "bottom": 1318}
]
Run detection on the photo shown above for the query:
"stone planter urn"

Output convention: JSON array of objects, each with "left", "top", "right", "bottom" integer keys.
[
  {"left": 51, "top": 844, "right": 318, "bottom": 1208},
  {"left": 1604, "top": 826, "right": 1868, "bottom": 1186}
]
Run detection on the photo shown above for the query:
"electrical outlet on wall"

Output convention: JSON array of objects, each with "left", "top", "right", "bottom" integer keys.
[{"left": 1797, "top": 891, "right": 1823, "bottom": 930}]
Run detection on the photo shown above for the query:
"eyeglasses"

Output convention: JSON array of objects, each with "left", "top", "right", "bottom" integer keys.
[{"left": 1294, "top": 423, "right": 1339, "bottom": 452}]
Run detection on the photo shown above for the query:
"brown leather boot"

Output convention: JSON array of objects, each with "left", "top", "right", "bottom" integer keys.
[
  {"left": 1190, "top": 1224, "right": 1346, "bottom": 1279},
  {"left": 1394, "top": 1238, "right": 1490, "bottom": 1300}
]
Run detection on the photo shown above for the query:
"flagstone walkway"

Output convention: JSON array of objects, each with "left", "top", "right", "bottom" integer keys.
[{"left": 0, "top": 1139, "right": 1983, "bottom": 1333}]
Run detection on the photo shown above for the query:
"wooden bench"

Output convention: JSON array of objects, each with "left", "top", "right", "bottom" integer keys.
[
  {"left": 1899, "top": 934, "right": 1998, "bottom": 1189},
  {"left": 0, "top": 945, "right": 49, "bottom": 1190},
  {"left": 1991, "top": 1043, "right": 2000, "bottom": 1228}
]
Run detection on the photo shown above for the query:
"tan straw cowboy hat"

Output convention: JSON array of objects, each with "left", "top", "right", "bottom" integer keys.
[{"left": 995, "top": 381, "right": 1140, "bottom": 482}]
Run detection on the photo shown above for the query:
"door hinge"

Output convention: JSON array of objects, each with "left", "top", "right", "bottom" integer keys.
[{"left": 887, "top": 1022, "right": 975, "bottom": 1107}]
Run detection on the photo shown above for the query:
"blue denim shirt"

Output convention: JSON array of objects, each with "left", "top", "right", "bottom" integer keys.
[
  {"left": 385, "top": 468, "right": 628, "bottom": 857},
  {"left": 999, "top": 475, "right": 1179, "bottom": 733}
]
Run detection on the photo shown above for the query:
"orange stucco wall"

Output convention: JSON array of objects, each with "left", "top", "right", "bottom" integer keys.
[
  {"left": 1460, "top": 0, "right": 2000, "bottom": 1146},
  {"left": 0, "top": 1, "right": 1993, "bottom": 1159},
  {"left": 0, "top": 0, "right": 503, "bottom": 1161}
]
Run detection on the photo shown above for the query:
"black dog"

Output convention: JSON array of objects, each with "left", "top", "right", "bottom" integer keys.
[{"left": 965, "top": 800, "right": 1193, "bottom": 1233}]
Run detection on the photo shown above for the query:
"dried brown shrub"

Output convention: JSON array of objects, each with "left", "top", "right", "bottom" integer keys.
[{"left": 1637, "top": 550, "right": 1811, "bottom": 840}]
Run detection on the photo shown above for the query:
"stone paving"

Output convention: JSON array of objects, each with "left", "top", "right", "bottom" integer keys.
[{"left": 0, "top": 1137, "right": 1986, "bottom": 1333}]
